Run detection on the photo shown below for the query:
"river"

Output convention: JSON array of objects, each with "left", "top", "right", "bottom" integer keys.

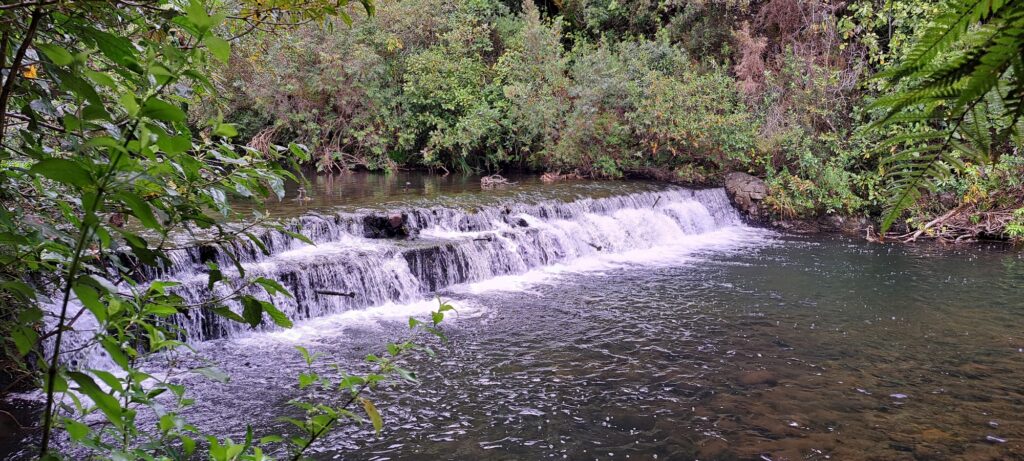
[{"left": 3, "top": 173, "right": 1023, "bottom": 460}]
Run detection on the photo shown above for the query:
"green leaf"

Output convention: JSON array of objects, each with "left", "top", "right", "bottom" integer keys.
[
  {"left": 36, "top": 43, "right": 74, "bottom": 66},
  {"left": 360, "top": 398, "right": 383, "bottom": 435},
  {"left": 262, "top": 302, "right": 293, "bottom": 328},
  {"left": 85, "top": 70, "right": 117, "bottom": 88},
  {"left": 144, "top": 305, "right": 179, "bottom": 317},
  {"left": 260, "top": 435, "right": 283, "bottom": 444},
  {"left": 63, "top": 418, "right": 91, "bottom": 442},
  {"left": 186, "top": 0, "right": 213, "bottom": 32},
  {"left": 254, "top": 277, "right": 292, "bottom": 298},
  {"left": 157, "top": 132, "right": 192, "bottom": 154},
  {"left": 298, "top": 372, "right": 318, "bottom": 389},
  {"left": 29, "top": 158, "right": 92, "bottom": 188},
  {"left": 194, "top": 366, "right": 230, "bottom": 383},
  {"left": 56, "top": 70, "right": 104, "bottom": 108},
  {"left": 119, "top": 93, "right": 139, "bottom": 117},
  {"left": 117, "top": 192, "right": 160, "bottom": 230},
  {"left": 240, "top": 296, "right": 263, "bottom": 328},
  {"left": 68, "top": 372, "right": 123, "bottom": 430},
  {"left": 206, "top": 261, "right": 223, "bottom": 290},
  {"left": 204, "top": 35, "right": 231, "bottom": 62},
  {"left": 73, "top": 283, "right": 106, "bottom": 323},
  {"left": 210, "top": 306, "right": 244, "bottom": 323},
  {"left": 82, "top": 27, "right": 139, "bottom": 71},
  {"left": 100, "top": 337, "right": 130, "bottom": 369},
  {"left": 141, "top": 98, "right": 187, "bottom": 122},
  {"left": 10, "top": 327, "right": 37, "bottom": 356},
  {"left": 281, "top": 229, "right": 315, "bottom": 246},
  {"left": 213, "top": 122, "right": 238, "bottom": 138}
]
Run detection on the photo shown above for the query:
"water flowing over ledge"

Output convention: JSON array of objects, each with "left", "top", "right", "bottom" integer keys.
[{"left": 59, "top": 186, "right": 750, "bottom": 368}]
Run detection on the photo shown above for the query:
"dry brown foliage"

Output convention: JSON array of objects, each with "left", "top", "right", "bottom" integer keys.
[{"left": 733, "top": 21, "right": 767, "bottom": 100}]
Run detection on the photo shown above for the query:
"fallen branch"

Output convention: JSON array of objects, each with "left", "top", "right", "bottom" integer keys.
[
  {"left": 481, "top": 174, "right": 515, "bottom": 189},
  {"left": 315, "top": 290, "right": 356, "bottom": 297}
]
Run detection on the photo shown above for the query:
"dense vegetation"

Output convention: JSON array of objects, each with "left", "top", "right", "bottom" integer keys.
[
  {"left": 0, "top": 1, "right": 451, "bottom": 459},
  {"left": 0, "top": 0, "right": 1022, "bottom": 460},
  {"left": 219, "top": 0, "right": 1024, "bottom": 238}
]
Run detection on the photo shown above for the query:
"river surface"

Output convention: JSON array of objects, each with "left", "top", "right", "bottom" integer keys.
[{"left": 3, "top": 173, "right": 1023, "bottom": 460}]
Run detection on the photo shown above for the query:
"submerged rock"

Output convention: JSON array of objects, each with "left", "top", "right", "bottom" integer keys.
[
  {"left": 724, "top": 172, "right": 768, "bottom": 222},
  {"left": 738, "top": 370, "right": 778, "bottom": 387}
]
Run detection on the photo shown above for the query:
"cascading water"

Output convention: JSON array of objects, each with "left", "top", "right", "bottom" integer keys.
[{"left": 60, "top": 186, "right": 747, "bottom": 368}]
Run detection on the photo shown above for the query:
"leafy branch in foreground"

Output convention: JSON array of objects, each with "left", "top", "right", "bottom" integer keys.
[
  {"left": 201, "top": 300, "right": 454, "bottom": 461},
  {"left": 0, "top": 0, "right": 376, "bottom": 459},
  {"left": 869, "top": 0, "right": 1024, "bottom": 232}
]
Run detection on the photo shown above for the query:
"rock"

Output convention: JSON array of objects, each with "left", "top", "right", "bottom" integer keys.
[
  {"left": 738, "top": 370, "right": 778, "bottom": 387},
  {"left": 921, "top": 428, "right": 951, "bottom": 443},
  {"left": 388, "top": 213, "right": 404, "bottom": 229},
  {"left": 363, "top": 213, "right": 415, "bottom": 239},
  {"left": 819, "top": 214, "right": 874, "bottom": 237},
  {"left": 724, "top": 172, "right": 769, "bottom": 222}
]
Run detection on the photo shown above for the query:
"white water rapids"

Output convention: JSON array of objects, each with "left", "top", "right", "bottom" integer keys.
[{"left": 53, "top": 187, "right": 759, "bottom": 369}]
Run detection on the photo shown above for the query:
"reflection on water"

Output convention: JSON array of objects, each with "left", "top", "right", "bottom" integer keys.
[
  {"left": 147, "top": 235, "right": 1024, "bottom": 460},
  {"left": 247, "top": 171, "right": 664, "bottom": 217}
]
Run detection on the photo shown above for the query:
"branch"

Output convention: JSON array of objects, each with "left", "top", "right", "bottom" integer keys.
[
  {"left": 0, "top": 0, "right": 58, "bottom": 11},
  {"left": 0, "top": 8, "right": 43, "bottom": 139},
  {"left": 4, "top": 111, "right": 79, "bottom": 136}
]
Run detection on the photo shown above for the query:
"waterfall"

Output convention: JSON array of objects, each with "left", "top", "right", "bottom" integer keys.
[{"left": 56, "top": 187, "right": 746, "bottom": 368}]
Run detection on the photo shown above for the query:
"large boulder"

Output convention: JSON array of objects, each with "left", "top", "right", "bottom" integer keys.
[
  {"left": 363, "top": 213, "right": 416, "bottom": 239},
  {"left": 724, "top": 172, "right": 769, "bottom": 222}
]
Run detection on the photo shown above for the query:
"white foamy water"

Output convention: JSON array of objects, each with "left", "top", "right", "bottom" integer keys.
[{"left": 46, "top": 186, "right": 765, "bottom": 369}]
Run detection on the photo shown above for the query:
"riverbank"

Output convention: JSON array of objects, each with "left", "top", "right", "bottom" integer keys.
[{"left": 676, "top": 170, "right": 1022, "bottom": 245}]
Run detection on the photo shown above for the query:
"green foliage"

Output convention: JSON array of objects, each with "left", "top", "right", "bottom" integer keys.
[
  {"left": 868, "top": 0, "right": 1024, "bottom": 231},
  {"left": 216, "top": 0, "right": 1022, "bottom": 233},
  {"left": 0, "top": 0, "right": 454, "bottom": 459}
]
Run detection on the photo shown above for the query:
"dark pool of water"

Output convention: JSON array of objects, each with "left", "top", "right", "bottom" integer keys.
[{"left": 118, "top": 234, "right": 1024, "bottom": 461}]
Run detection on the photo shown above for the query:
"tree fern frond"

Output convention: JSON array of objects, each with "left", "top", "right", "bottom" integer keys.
[
  {"left": 871, "top": 0, "right": 1024, "bottom": 232},
  {"left": 883, "top": 0, "right": 991, "bottom": 80},
  {"left": 878, "top": 130, "right": 952, "bottom": 149}
]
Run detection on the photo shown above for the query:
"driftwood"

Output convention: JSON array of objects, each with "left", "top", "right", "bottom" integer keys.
[
  {"left": 473, "top": 236, "right": 494, "bottom": 242},
  {"left": 541, "top": 171, "right": 582, "bottom": 183},
  {"left": 882, "top": 198, "right": 1021, "bottom": 243},
  {"left": 481, "top": 174, "right": 515, "bottom": 189},
  {"left": 315, "top": 290, "right": 356, "bottom": 297}
]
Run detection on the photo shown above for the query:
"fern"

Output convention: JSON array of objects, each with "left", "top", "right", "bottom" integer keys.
[{"left": 870, "top": 0, "right": 1024, "bottom": 232}]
